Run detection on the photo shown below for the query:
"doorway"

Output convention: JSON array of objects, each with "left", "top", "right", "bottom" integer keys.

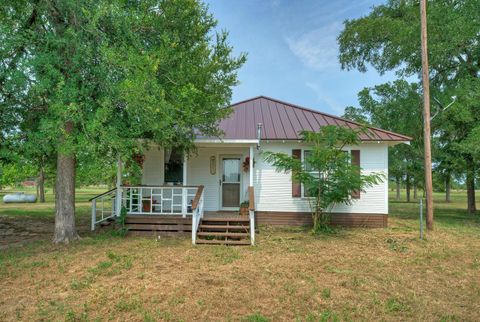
[{"left": 220, "top": 156, "right": 241, "bottom": 209}]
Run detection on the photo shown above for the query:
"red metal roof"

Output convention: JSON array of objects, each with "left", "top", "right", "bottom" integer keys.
[{"left": 213, "top": 96, "right": 411, "bottom": 142}]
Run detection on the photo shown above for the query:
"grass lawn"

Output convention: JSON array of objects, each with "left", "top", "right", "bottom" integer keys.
[{"left": 0, "top": 188, "right": 479, "bottom": 321}]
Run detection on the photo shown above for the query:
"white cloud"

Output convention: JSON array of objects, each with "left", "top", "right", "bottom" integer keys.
[
  {"left": 285, "top": 21, "right": 342, "bottom": 71},
  {"left": 306, "top": 81, "right": 344, "bottom": 114}
]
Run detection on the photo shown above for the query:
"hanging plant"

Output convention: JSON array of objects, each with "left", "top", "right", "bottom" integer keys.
[
  {"left": 242, "top": 156, "right": 254, "bottom": 172},
  {"left": 132, "top": 153, "right": 145, "bottom": 168}
]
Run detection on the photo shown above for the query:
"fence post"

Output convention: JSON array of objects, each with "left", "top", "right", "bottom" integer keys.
[
  {"left": 91, "top": 200, "right": 97, "bottom": 231},
  {"left": 419, "top": 198, "right": 423, "bottom": 240}
]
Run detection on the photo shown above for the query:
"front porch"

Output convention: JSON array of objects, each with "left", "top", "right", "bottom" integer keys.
[
  {"left": 91, "top": 182, "right": 255, "bottom": 246},
  {"left": 90, "top": 141, "right": 258, "bottom": 244}
]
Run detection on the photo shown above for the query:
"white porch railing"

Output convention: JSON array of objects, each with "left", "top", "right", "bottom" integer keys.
[
  {"left": 90, "top": 185, "right": 202, "bottom": 231},
  {"left": 191, "top": 186, "right": 205, "bottom": 245},
  {"left": 90, "top": 188, "right": 117, "bottom": 231},
  {"left": 121, "top": 186, "right": 199, "bottom": 216}
]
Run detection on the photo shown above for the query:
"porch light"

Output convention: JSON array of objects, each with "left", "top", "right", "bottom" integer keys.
[{"left": 210, "top": 156, "right": 216, "bottom": 175}]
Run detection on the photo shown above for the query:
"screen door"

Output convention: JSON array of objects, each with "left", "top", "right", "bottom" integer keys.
[{"left": 221, "top": 157, "right": 241, "bottom": 208}]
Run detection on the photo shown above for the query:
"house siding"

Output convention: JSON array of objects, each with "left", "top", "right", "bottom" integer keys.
[
  {"left": 141, "top": 146, "right": 251, "bottom": 211},
  {"left": 253, "top": 142, "right": 388, "bottom": 214},
  {"left": 140, "top": 142, "right": 389, "bottom": 216},
  {"left": 187, "top": 147, "right": 251, "bottom": 211}
]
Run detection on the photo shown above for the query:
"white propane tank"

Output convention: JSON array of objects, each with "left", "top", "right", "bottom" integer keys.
[{"left": 3, "top": 192, "right": 37, "bottom": 203}]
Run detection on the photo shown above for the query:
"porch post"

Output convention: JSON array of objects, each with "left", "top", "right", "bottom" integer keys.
[
  {"left": 249, "top": 145, "right": 254, "bottom": 187},
  {"left": 183, "top": 154, "right": 188, "bottom": 186},
  {"left": 249, "top": 145, "right": 255, "bottom": 245},
  {"left": 115, "top": 155, "right": 122, "bottom": 217},
  {"left": 182, "top": 154, "right": 188, "bottom": 217}
]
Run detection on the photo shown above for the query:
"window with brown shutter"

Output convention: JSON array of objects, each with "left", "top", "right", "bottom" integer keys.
[
  {"left": 292, "top": 149, "right": 301, "bottom": 197},
  {"left": 351, "top": 150, "right": 361, "bottom": 199}
]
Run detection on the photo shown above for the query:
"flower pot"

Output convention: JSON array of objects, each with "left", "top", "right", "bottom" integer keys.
[{"left": 239, "top": 207, "right": 249, "bottom": 216}]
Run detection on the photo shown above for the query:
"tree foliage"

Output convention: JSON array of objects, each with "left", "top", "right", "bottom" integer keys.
[
  {"left": 338, "top": 0, "right": 480, "bottom": 213},
  {"left": 264, "top": 126, "right": 384, "bottom": 233},
  {"left": 343, "top": 80, "right": 424, "bottom": 201},
  {"left": 0, "top": 0, "right": 246, "bottom": 242}
]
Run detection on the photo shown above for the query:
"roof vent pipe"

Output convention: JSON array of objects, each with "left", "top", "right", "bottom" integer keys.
[{"left": 257, "top": 123, "right": 263, "bottom": 150}]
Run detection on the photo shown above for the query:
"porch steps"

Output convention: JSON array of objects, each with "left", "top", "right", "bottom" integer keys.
[
  {"left": 196, "top": 239, "right": 250, "bottom": 245},
  {"left": 125, "top": 215, "right": 192, "bottom": 237},
  {"left": 196, "top": 217, "right": 251, "bottom": 246},
  {"left": 197, "top": 232, "right": 249, "bottom": 237}
]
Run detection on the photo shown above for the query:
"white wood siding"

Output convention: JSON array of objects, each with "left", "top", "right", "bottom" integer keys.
[
  {"left": 141, "top": 142, "right": 389, "bottom": 214},
  {"left": 187, "top": 147, "right": 251, "bottom": 211},
  {"left": 253, "top": 142, "right": 388, "bottom": 214},
  {"left": 141, "top": 146, "right": 251, "bottom": 211}
]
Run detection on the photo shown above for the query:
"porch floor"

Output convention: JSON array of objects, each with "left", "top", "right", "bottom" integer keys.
[{"left": 125, "top": 211, "right": 245, "bottom": 219}]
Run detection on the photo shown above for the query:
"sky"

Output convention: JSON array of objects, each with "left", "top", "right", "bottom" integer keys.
[{"left": 206, "top": 0, "right": 397, "bottom": 116}]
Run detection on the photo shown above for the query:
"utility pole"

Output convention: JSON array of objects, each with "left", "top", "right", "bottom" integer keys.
[{"left": 420, "top": 0, "right": 434, "bottom": 230}]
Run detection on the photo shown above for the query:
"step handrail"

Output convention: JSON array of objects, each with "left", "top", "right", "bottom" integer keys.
[
  {"left": 191, "top": 185, "right": 205, "bottom": 245},
  {"left": 91, "top": 188, "right": 118, "bottom": 231},
  {"left": 89, "top": 188, "right": 117, "bottom": 202},
  {"left": 248, "top": 186, "right": 255, "bottom": 211},
  {"left": 191, "top": 185, "right": 204, "bottom": 211}
]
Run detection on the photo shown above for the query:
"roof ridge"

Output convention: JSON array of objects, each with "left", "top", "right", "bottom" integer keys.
[{"left": 229, "top": 95, "right": 412, "bottom": 141}]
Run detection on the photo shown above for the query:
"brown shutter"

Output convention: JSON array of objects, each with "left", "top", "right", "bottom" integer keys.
[
  {"left": 292, "top": 149, "right": 301, "bottom": 197},
  {"left": 351, "top": 150, "right": 361, "bottom": 199}
]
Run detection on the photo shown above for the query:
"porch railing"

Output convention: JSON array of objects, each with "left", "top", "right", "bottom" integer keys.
[
  {"left": 191, "top": 185, "right": 205, "bottom": 245},
  {"left": 90, "top": 188, "right": 117, "bottom": 231},
  {"left": 121, "top": 185, "right": 199, "bottom": 216}
]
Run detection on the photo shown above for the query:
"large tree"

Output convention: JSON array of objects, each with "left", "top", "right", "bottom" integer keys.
[
  {"left": 0, "top": 0, "right": 245, "bottom": 243},
  {"left": 338, "top": 0, "right": 480, "bottom": 214}
]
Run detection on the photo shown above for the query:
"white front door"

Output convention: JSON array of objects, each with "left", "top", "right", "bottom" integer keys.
[{"left": 220, "top": 157, "right": 241, "bottom": 209}]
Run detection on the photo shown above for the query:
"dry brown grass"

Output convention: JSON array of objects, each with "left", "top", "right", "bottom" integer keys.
[
  {"left": 1, "top": 216, "right": 479, "bottom": 321},
  {"left": 1, "top": 189, "right": 480, "bottom": 321}
]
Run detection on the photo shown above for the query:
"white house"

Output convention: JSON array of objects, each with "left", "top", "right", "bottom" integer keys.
[{"left": 90, "top": 96, "right": 410, "bottom": 245}]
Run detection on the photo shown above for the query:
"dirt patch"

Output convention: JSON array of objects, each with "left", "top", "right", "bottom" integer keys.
[{"left": 0, "top": 216, "right": 92, "bottom": 249}]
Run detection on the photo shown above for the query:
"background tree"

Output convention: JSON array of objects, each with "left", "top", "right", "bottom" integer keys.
[
  {"left": 338, "top": 0, "right": 480, "bottom": 214},
  {"left": 264, "top": 126, "right": 384, "bottom": 233},
  {"left": 343, "top": 80, "right": 423, "bottom": 202},
  {"left": 0, "top": 0, "right": 246, "bottom": 243}
]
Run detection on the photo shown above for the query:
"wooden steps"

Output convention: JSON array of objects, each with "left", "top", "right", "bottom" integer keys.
[
  {"left": 196, "top": 216, "right": 252, "bottom": 246},
  {"left": 196, "top": 239, "right": 250, "bottom": 245},
  {"left": 197, "top": 231, "right": 249, "bottom": 237},
  {"left": 125, "top": 215, "right": 192, "bottom": 237}
]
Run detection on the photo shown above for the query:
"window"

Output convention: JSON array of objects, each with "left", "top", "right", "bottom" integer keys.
[
  {"left": 301, "top": 149, "right": 350, "bottom": 198},
  {"left": 302, "top": 150, "right": 318, "bottom": 197},
  {"left": 164, "top": 149, "right": 183, "bottom": 184}
]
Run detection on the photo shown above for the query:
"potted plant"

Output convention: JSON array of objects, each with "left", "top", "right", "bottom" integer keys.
[{"left": 239, "top": 201, "right": 249, "bottom": 216}]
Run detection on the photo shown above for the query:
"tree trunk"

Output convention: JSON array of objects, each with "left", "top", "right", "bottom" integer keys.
[
  {"left": 37, "top": 167, "right": 45, "bottom": 203},
  {"left": 53, "top": 122, "right": 79, "bottom": 243},
  {"left": 466, "top": 156, "right": 476, "bottom": 214},
  {"left": 445, "top": 174, "right": 451, "bottom": 203},
  {"left": 395, "top": 177, "right": 401, "bottom": 200},
  {"left": 406, "top": 174, "right": 411, "bottom": 203},
  {"left": 413, "top": 183, "right": 418, "bottom": 200}
]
